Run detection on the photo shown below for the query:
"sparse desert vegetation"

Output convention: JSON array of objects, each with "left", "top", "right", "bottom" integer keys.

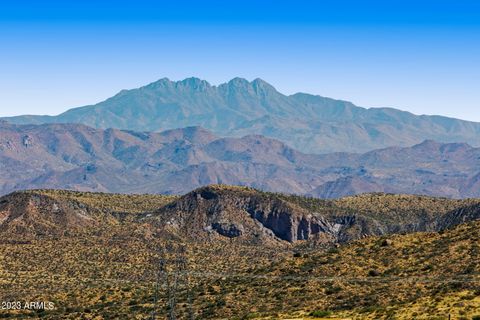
[{"left": 1, "top": 187, "right": 479, "bottom": 319}]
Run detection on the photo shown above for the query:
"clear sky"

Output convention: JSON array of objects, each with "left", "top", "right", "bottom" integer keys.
[{"left": 1, "top": 0, "right": 479, "bottom": 121}]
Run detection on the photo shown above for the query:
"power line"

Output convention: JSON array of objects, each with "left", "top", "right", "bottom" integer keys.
[
  {"left": 150, "top": 242, "right": 195, "bottom": 320},
  {"left": 3, "top": 270, "right": 480, "bottom": 286}
]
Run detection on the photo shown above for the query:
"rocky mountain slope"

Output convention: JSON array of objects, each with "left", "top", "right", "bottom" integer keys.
[
  {"left": 0, "top": 189, "right": 174, "bottom": 238},
  {"left": 3, "top": 77, "right": 480, "bottom": 153},
  {"left": 151, "top": 185, "right": 480, "bottom": 243},
  {"left": 2, "top": 121, "right": 480, "bottom": 198},
  {"left": 1, "top": 187, "right": 480, "bottom": 319},
  {"left": 2, "top": 186, "right": 480, "bottom": 244}
]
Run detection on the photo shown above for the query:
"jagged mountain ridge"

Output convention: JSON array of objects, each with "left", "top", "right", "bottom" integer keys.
[
  {"left": 1, "top": 121, "right": 480, "bottom": 198},
  {"left": 3, "top": 77, "right": 480, "bottom": 153}
]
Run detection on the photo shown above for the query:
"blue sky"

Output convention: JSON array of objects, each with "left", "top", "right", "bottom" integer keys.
[{"left": 1, "top": 0, "right": 479, "bottom": 121}]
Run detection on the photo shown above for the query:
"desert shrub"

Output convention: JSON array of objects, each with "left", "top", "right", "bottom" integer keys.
[
  {"left": 368, "top": 269, "right": 380, "bottom": 277},
  {"left": 309, "top": 310, "right": 331, "bottom": 317},
  {"left": 325, "top": 286, "right": 342, "bottom": 295}
]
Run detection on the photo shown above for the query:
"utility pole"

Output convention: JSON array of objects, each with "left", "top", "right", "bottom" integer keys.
[
  {"left": 151, "top": 245, "right": 166, "bottom": 320},
  {"left": 151, "top": 242, "right": 194, "bottom": 320}
]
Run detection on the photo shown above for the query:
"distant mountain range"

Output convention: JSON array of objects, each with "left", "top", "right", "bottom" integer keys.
[
  {"left": 4, "top": 78, "right": 480, "bottom": 320},
  {"left": 1, "top": 121, "right": 480, "bottom": 198},
  {"left": 3, "top": 77, "right": 480, "bottom": 153}
]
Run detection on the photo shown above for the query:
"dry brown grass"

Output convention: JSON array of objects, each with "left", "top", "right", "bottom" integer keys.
[
  {"left": 1, "top": 189, "right": 479, "bottom": 319},
  {"left": 27, "top": 189, "right": 178, "bottom": 214}
]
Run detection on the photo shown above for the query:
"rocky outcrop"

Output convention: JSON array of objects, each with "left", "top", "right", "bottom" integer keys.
[
  {"left": 152, "top": 186, "right": 480, "bottom": 244},
  {"left": 211, "top": 222, "right": 244, "bottom": 238},
  {"left": 437, "top": 203, "right": 480, "bottom": 230},
  {"left": 155, "top": 186, "right": 336, "bottom": 243},
  {"left": 0, "top": 191, "right": 95, "bottom": 237},
  {"left": 2, "top": 186, "right": 480, "bottom": 244}
]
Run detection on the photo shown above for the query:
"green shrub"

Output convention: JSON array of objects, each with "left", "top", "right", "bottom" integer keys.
[{"left": 309, "top": 310, "right": 331, "bottom": 317}]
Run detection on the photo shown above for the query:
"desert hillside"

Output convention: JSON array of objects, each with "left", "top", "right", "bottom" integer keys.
[{"left": 1, "top": 186, "right": 479, "bottom": 319}]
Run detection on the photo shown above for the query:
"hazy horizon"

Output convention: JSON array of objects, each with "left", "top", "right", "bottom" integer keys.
[{"left": 1, "top": 0, "right": 479, "bottom": 121}]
